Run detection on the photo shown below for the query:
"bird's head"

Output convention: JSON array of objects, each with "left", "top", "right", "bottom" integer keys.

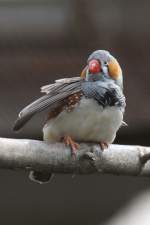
[{"left": 81, "top": 50, "right": 123, "bottom": 88}]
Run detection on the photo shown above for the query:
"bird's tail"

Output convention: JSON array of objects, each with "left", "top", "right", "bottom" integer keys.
[{"left": 29, "top": 170, "right": 54, "bottom": 184}]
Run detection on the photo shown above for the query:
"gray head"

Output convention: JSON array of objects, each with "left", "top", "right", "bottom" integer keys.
[{"left": 81, "top": 50, "right": 123, "bottom": 88}]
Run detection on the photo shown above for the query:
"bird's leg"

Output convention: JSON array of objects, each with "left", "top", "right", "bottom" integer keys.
[
  {"left": 63, "top": 135, "right": 80, "bottom": 157},
  {"left": 99, "top": 142, "right": 109, "bottom": 151}
]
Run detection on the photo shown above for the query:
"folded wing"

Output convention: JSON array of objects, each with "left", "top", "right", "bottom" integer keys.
[{"left": 13, "top": 77, "right": 82, "bottom": 131}]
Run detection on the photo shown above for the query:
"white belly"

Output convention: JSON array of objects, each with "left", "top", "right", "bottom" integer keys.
[{"left": 43, "top": 97, "right": 123, "bottom": 143}]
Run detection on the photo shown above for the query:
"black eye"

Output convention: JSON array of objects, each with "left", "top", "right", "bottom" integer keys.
[{"left": 104, "top": 61, "right": 108, "bottom": 66}]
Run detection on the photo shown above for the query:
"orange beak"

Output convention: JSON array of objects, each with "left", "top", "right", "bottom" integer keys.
[{"left": 88, "top": 59, "right": 101, "bottom": 74}]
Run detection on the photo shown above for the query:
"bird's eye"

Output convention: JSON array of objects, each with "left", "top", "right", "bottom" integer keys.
[{"left": 104, "top": 61, "right": 108, "bottom": 66}]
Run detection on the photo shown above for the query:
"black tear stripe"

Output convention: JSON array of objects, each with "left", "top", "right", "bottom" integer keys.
[{"left": 81, "top": 81, "right": 126, "bottom": 111}]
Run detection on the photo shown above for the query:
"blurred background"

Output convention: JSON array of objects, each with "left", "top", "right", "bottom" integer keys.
[{"left": 0, "top": 0, "right": 150, "bottom": 224}]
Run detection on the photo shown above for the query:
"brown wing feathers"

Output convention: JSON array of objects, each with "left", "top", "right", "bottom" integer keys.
[{"left": 46, "top": 92, "right": 83, "bottom": 121}]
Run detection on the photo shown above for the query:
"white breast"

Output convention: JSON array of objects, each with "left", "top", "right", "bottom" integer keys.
[{"left": 43, "top": 97, "right": 123, "bottom": 143}]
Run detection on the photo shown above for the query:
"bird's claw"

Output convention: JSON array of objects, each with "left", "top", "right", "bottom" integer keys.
[
  {"left": 63, "top": 135, "right": 80, "bottom": 158},
  {"left": 99, "top": 142, "right": 109, "bottom": 151}
]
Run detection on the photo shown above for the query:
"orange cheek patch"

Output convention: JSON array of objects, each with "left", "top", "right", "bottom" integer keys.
[
  {"left": 80, "top": 65, "right": 88, "bottom": 79},
  {"left": 108, "top": 59, "right": 122, "bottom": 80}
]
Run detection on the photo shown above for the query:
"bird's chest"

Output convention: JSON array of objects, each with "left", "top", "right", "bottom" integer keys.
[{"left": 43, "top": 97, "right": 123, "bottom": 143}]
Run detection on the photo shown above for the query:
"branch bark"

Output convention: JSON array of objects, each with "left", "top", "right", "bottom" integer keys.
[{"left": 0, "top": 138, "right": 150, "bottom": 177}]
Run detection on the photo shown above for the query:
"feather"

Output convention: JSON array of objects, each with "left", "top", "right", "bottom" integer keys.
[
  {"left": 13, "top": 76, "right": 125, "bottom": 131},
  {"left": 13, "top": 77, "right": 82, "bottom": 131},
  {"left": 81, "top": 80, "right": 125, "bottom": 110},
  {"left": 41, "top": 77, "right": 81, "bottom": 94}
]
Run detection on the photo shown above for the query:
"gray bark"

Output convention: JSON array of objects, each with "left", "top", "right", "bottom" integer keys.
[{"left": 0, "top": 138, "right": 150, "bottom": 177}]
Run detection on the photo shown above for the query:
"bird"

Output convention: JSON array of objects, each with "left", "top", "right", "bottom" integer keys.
[{"left": 13, "top": 49, "right": 126, "bottom": 183}]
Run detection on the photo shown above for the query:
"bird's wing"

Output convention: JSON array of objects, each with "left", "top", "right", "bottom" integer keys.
[
  {"left": 41, "top": 77, "right": 81, "bottom": 94},
  {"left": 13, "top": 77, "right": 82, "bottom": 131}
]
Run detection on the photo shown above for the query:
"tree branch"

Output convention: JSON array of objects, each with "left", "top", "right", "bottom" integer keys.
[{"left": 0, "top": 138, "right": 150, "bottom": 177}]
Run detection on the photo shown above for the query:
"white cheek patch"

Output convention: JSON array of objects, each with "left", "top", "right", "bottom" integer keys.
[{"left": 102, "top": 65, "right": 108, "bottom": 75}]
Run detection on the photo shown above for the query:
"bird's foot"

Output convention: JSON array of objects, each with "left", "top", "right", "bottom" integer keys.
[
  {"left": 63, "top": 135, "right": 80, "bottom": 158},
  {"left": 99, "top": 142, "right": 109, "bottom": 151}
]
